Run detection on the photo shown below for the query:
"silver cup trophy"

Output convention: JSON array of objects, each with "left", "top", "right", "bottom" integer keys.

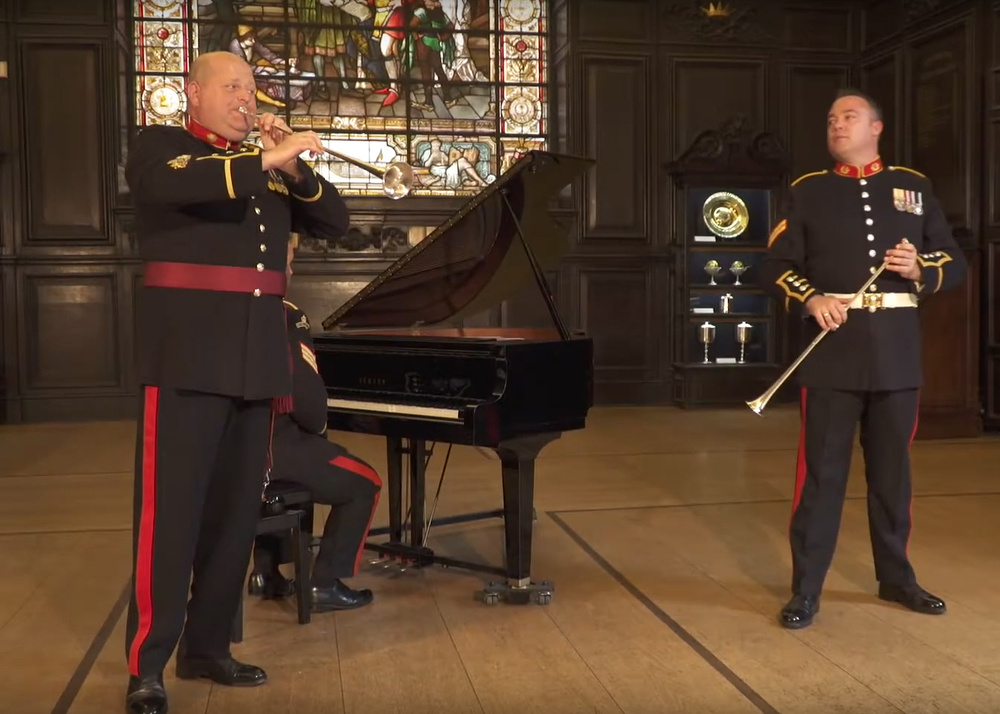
[
  {"left": 704, "top": 260, "right": 722, "bottom": 285},
  {"left": 699, "top": 321, "right": 716, "bottom": 363},
  {"left": 736, "top": 321, "right": 752, "bottom": 363},
  {"left": 729, "top": 260, "right": 747, "bottom": 285},
  {"left": 720, "top": 293, "right": 733, "bottom": 313}
]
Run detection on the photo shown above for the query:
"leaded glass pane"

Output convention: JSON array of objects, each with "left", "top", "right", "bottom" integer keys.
[{"left": 131, "top": 0, "right": 548, "bottom": 197}]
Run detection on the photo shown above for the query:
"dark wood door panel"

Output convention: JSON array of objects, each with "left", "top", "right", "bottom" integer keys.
[
  {"left": 19, "top": 38, "right": 110, "bottom": 248},
  {"left": 17, "top": 264, "right": 124, "bottom": 392},
  {"left": 580, "top": 55, "right": 649, "bottom": 242}
]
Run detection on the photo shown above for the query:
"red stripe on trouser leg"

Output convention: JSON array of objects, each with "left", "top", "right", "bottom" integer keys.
[
  {"left": 789, "top": 387, "right": 808, "bottom": 532},
  {"left": 128, "top": 385, "right": 159, "bottom": 676},
  {"left": 330, "top": 455, "right": 382, "bottom": 576},
  {"left": 905, "top": 389, "right": 920, "bottom": 558}
]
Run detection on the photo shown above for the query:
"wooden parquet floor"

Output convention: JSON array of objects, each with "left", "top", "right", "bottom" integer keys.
[{"left": 2, "top": 404, "right": 999, "bottom": 714}]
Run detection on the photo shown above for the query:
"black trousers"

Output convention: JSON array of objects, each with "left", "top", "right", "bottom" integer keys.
[
  {"left": 790, "top": 387, "right": 920, "bottom": 596},
  {"left": 124, "top": 386, "right": 272, "bottom": 677},
  {"left": 253, "top": 426, "right": 382, "bottom": 586}
]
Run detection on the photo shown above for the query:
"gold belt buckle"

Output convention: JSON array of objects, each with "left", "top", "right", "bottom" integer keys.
[{"left": 861, "top": 292, "right": 883, "bottom": 312}]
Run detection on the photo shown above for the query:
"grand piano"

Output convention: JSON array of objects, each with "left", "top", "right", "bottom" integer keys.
[{"left": 313, "top": 150, "right": 595, "bottom": 605}]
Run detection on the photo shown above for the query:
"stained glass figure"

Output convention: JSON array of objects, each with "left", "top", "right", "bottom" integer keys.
[{"left": 132, "top": 0, "right": 547, "bottom": 197}]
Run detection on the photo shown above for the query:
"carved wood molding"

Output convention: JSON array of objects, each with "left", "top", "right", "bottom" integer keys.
[
  {"left": 660, "top": 1, "right": 777, "bottom": 44},
  {"left": 664, "top": 114, "right": 789, "bottom": 179},
  {"left": 903, "top": 0, "right": 954, "bottom": 23},
  {"left": 298, "top": 224, "right": 410, "bottom": 255}
]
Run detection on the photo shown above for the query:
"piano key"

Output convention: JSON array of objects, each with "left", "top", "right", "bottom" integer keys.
[{"left": 326, "top": 397, "right": 463, "bottom": 421}]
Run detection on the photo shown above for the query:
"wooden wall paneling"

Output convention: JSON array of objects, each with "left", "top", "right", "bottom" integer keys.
[
  {"left": 860, "top": 51, "right": 902, "bottom": 165},
  {"left": 0, "top": 8, "right": 12, "bottom": 423},
  {"left": 987, "top": 242, "right": 1000, "bottom": 426},
  {"left": 551, "top": 0, "right": 569, "bottom": 54},
  {"left": 14, "top": 0, "right": 107, "bottom": 24},
  {"left": 579, "top": 53, "right": 649, "bottom": 242},
  {"left": 784, "top": 64, "right": 853, "bottom": 180},
  {"left": 577, "top": 263, "right": 661, "bottom": 404},
  {"left": 657, "top": 0, "right": 783, "bottom": 49},
  {"left": 981, "top": 0, "right": 1000, "bottom": 429},
  {"left": 670, "top": 57, "right": 768, "bottom": 158},
  {"left": 0, "top": 262, "right": 14, "bottom": 423},
  {"left": 18, "top": 35, "right": 113, "bottom": 253},
  {"left": 576, "top": 0, "right": 651, "bottom": 44},
  {"left": 783, "top": 5, "right": 855, "bottom": 53},
  {"left": 0, "top": 18, "right": 11, "bottom": 256},
  {"left": 15, "top": 263, "right": 133, "bottom": 421},
  {"left": 907, "top": 14, "right": 983, "bottom": 438},
  {"left": 907, "top": 17, "right": 977, "bottom": 228},
  {"left": 862, "top": 0, "right": 905, "bottom": 52}
]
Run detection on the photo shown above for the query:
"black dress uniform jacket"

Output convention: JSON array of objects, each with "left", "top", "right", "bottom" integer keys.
[
  {"left": 275, "top": 300, "right": 328, "bottom": 437},
  {"left": 125, "top": 120, "right": 350, "bottom": 400},
  {"left": 760, "top": 158, "right": 967, "bottom": 391}
]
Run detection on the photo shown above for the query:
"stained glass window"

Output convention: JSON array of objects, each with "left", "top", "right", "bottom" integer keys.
[{"left": 131, "top": 0, "right": 548, "bottom": 197}]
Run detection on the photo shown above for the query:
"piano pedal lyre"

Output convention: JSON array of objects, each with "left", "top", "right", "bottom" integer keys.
[{"left": 475, "top": 578, "right": 554, "bottom": 606}]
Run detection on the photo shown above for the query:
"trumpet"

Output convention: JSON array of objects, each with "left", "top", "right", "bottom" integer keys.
[
  {"left": 746, "top": 262, "right": 889, "bottom": 415},
  {"left": 239, "top": 107, "right": 414, "bottom": 199}
]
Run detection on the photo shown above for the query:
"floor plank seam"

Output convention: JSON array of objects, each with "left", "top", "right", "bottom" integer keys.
[
  {"left": 546, "top": 511, "right": 781, "bottom": 714},
  {"left": 429, "top": 581, "right": 488, "bottom": 714},
  {"left": 0, "top": 470, "right": 132, "bottom": 480},
  {"left": 0, "top": 527, "right": 132, "bottom": 537},
  {"left": 550, "top": 491, "right": 1000, "bottom": 515},
  {"left": 651, "top": 533, "right": 912, "bottom": 714},
  {"left": 48, "top": 578, "right": 130, "bottom": 714},
  {"left": 855, "top": 603, "right": 1000, "bottom": 694},
  {"left": 539, "top": 594, "right": 627, "bottom": 714}
]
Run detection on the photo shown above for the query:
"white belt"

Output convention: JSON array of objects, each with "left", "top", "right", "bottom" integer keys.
[{"left": 825, "top": 292, "right": 918, "bottom": 312}]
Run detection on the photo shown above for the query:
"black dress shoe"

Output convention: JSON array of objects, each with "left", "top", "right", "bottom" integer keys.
[
  {"left": 780, "top": 594, "right": 819, "bottom": 629},
  {"left": 175, "top": 656, "right": 267, "bottom": 687},
  {"left": 878, "top": 583, "right": 946, "bottom": 615},
  {"left": 125, "top": 674, "right": 167, "bottom": 714},
  {"left": 311, "top": 580, "right": 374, "bottom": 612},
  {"left": 248, "top": 572, "right": 295, "bottom": 599}
]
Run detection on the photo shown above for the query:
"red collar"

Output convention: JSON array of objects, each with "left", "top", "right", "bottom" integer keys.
[
  {"left": 185, "top": 118, "right": 242, "bottom": 151},
  {"left": 833, "top": 158, "right": 883, "bottom": 178}
]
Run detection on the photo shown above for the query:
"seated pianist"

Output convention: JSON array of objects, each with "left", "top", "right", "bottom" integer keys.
[{"left": 249, "top": 238, "right": 382, "bottom": 612}]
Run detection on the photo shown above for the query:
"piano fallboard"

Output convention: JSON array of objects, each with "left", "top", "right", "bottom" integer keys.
[{"left": 314, "top": 329, "right": 594, "bottom": 447}]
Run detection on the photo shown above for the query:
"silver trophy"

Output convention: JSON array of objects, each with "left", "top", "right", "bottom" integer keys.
[
  {"left": 704, "top": 260, "right": 722, "bottom": 285},
  {"left": 699, "top": 321, "right": 716, "bottom": 363},
  {"left": 729, "top": 260, "right": 747, "bottom": 286},
  {"left": 720, "top": 293, "right": 733, "bottom": 313},
  {"left": 736, "top": 321, "right": 752, "bottom": 363}
]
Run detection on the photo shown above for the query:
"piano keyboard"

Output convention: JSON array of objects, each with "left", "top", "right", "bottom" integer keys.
[{"left": 327, "top": 398, "right": 463, "bottom": 421}]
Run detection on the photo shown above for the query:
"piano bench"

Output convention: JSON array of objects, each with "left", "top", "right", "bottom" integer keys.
[{"left": 231, "top": 481, "right": 316, "bottom": 644}]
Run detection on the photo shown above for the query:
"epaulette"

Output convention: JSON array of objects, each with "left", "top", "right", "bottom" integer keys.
[
  {"left": 888, "top": 165, "right": 927, "bottom": 179},
  {"left": 790, "top": 170, "right": 827, "bottom": 187}
]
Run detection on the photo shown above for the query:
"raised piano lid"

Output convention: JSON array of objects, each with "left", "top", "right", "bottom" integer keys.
[{"left": 320, "top": 150, "right": 595, "bottom": 332}]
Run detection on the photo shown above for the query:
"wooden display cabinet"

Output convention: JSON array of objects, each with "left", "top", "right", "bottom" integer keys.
[{"left": 665, "top": 116, "right": 792, "bottom": 407}]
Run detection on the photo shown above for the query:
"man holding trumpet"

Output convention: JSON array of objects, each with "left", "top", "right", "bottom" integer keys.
[
  {"left": 761, "top": 88, "right": 966, "bottom": 630},
  {"left": 123, "top": 51, "right": 349, "bottom": 714}
]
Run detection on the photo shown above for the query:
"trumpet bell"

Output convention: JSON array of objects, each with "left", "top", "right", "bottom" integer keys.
[
  {"left": 702, "top": 191, "right": 749, "bottom": 239},
  {"left": 382, "top": 161, "right": 414, "bottom": 200}
]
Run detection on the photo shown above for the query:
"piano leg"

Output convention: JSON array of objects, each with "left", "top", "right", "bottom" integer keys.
[
  {"left": 368, "top": 437, "right": 435, "bottom": 567},
  {"left": 365, "top": 434, "right": 548, "bottom": 595},
  {"left": 387, "top": 437, "right": 404, "bottom": 543},
  {"left": 474, "top": 432, "right": 560, "bottom": 606},
  {"left": 409, "top": 439, "right": 426, "bottom": 546}
]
